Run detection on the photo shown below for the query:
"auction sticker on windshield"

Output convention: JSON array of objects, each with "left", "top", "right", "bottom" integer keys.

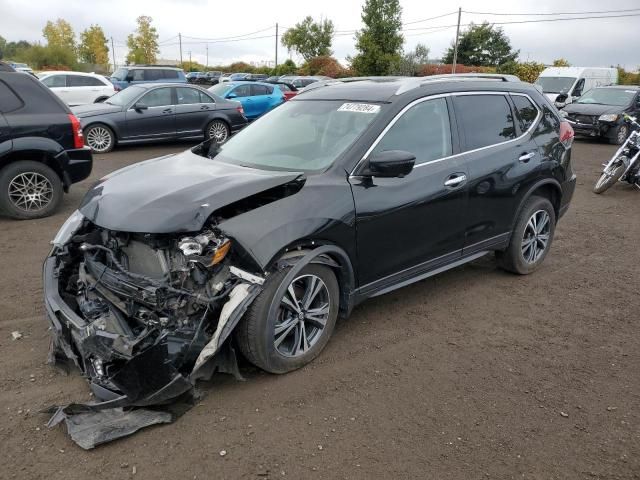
[{"left": 338, "top": 103, "right": 381, "bottom": 114}]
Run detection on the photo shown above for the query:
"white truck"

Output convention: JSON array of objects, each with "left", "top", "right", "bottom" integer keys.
[{"left": 535, "top": 67, "right": 618, "bottom": 108}]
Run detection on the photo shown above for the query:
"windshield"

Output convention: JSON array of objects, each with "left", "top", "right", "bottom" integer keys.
[
  {"left": 535, "top": 77, "right": 576, "bottom": 94},
  {"left": 208, "top": 84, "right": 231, "bottom": 96},
  {"left": 105, "top": 86, "right": 145, "bottom": 106},
  {"left": 215, "top": 100, "right": 381, "bottom": 172},
  {"left": 111, "top": 68, "right": 128, "bottom": 81},
  {"left": 576, "top": 88, "right": 636, "bottom": 106}
]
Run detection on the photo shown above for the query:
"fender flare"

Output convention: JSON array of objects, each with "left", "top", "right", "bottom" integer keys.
[
  {"left": 273, "top": 245, "right": 356, "bottom": 318},
  {"left": 510, "top": 178, "right": 563, "bottom": 232}
]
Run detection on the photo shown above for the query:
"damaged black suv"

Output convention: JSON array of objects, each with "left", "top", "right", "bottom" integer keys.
[{"left": 44, "top": 75, "right": 576, "bottom": 409}]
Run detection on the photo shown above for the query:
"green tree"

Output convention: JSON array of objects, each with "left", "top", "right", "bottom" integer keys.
[
  {"left": 282, "top": 16, "right": 334, "bottom": 62},
  {"left": 78, "top": 25, "right": 109, "bottom": 65},
  {"left": 443, "top": 22, "right": 518, "bottom": 67},
  {"left": 392, "top": 43, "right": 430, "bottom": 76},
  {"left": 43, "top": 18, "right": 76, "bottom": 54},
  {"left": 126, "top": 16, "right": 159, "bottom": 64},
  {"left": 2, "top": 40, "right": 32, "bottom": 60},
  {"left": 350, "top": 0, "right": 404, "bottom": 76},
  {"left": 272, "top": 58, "right": 297, "bottom": 76},
  {"left": 553, "top": 58, "right": 571, "bottom": 67},
  {"left": 0, "top": 36, "right": 6, "bottom": 59}
]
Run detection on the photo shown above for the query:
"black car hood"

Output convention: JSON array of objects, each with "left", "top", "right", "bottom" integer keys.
[
  {"left": 72, "top": 102, "right": 123, "bottom": 117},
  {"left": 563, "top": 103, "right": 622, "bottom": 116},
  {"left": 79, "top": 149, "right": 302, "bottom": 233}
]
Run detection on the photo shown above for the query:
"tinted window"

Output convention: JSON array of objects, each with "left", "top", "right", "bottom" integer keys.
[
  {"left": 199, "top": 91, "right": 215, "bottom": 103},
  {"left": 176, "top": 87, "right": 201, "bottom": 104},
  {"left": 42, "top": 75, "right": 66, "bottom": 88},
  {"left": 511, "top": 95, "right": 539, "bottom": 132},
  {"left": 535, "top": 105, "right": 561, "bottom": 136},
  {"left": 144, "top": 69, "right": 163, "bottom": 81},
  {"left": 455, "top": 95, "right": 516, "bottom": 150},
  {"left": 139, "top": 87, "right": 172, "bottom": 107},
  {"left": 232, "top": 85, "right": 251, "bottom": 97},
  {"left": 0, "top": 80, "right": 23, "bottom": 112},
  {"left": 131, "top": 69, "right": 145, "bottom": 81},
  {"left": 372, "top": 98, "right": 452, "bottom": 164},
  {"left": 68, "top": 75, "right": 105, "bottom": 87},
  {"left": 163, "top": 69, "right": 180, "bottom": 79},
  {"left": 251, "top": 84, "right": 272, "bottom": 96}
]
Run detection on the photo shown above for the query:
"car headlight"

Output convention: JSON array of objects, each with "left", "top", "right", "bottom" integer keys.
[
  {"left": 558, "top": 110, "right": 568, "bottom": 118},
  {"left": 51, "top": 210, "right": 85, "bottom": 247},
  {"left": 598, "top": 114, "right": 619, "bottom": 122}
]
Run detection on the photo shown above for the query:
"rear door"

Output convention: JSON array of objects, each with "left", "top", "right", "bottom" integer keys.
[
  {"left": 250, "top": 84, "right": 271, "bottom": 116},
  {"left": 67, "top": 75, "right": 104, "bottom": 105},
  {"left": 229, "top": 84, "right": 254, "bottom": 117},
  {"left": 175, "top": 86, "right": 214, "bottom": 137},
  {"left": 125, "top": 87, "right": 176, "bottom": 139},
  {"left": 41, "top": 74, "right": 70, "bottom": 104},
  {"left": 451, "top": 92, "right": 541, "bottom": 254}
]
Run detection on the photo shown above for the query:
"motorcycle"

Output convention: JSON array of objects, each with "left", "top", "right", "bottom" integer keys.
[{"left": 594, "top": 114, "right": 640, "bottom": 194}]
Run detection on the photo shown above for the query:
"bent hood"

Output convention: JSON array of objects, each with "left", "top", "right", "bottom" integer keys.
[
  {"left": 79, "top": 149, "right": 302, "bottom": 233},
  {"left": 562, "top": 103, "right": 621, "bottom": 116},
  {"left": 72, "top": 103, "right": 122, "bottom": 118}
]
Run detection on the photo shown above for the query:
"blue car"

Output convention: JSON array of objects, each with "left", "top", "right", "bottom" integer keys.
[
  {"left": 208, "top": 81, "right": 285, "bottom": 119},
  {"left": 110, "top": 66, "right": 187, "bottom": 90}
]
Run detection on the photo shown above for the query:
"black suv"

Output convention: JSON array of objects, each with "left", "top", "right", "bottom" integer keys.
[
  {"left": 45, "top": 75, "right": 576, "bottom": 408},
  {"left": 0, "top": 67, "right": 92, "bottom": 219}
]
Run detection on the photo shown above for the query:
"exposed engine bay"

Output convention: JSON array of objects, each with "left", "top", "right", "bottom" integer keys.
[{"left": 45, "top": 217, "right": 264, "bottom": 448}]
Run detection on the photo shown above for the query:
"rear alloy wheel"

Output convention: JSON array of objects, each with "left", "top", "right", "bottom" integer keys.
[
  {"left": 497, "top": 196, "right": 556, "bottom": 275},
  {"left": 206, "top": 120, "right": 229, "bottom": 143},
  {"left": 236, "top": 264, "right": 339, "bottom": 374},
  {"left": 0, "top": 161, "right": 63, "bottom": 219},
  {"left": 85, "top": 124, "right": 114, "bottom": 153}
]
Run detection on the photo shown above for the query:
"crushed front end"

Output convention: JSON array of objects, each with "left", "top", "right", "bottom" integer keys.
[{"left": 43, "top": 211, "right": 263, "bottom": 446}]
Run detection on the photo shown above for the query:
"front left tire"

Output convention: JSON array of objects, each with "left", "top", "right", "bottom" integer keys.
[{"left": 235, "top": 264, "right": 339, "bottom": 374}]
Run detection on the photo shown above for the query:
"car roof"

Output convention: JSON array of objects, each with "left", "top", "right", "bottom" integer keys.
[
  {"left": 593, "top": 85, "right": 640, "bottom": 90},
  {"left": 40, "top": 70, "right": 103, "bottom": 77},
  {"left": 295, "top": 75, "right": 531, "bottom": 103},
  {"left": 119, "top": 65, "right": 182, "bottom": 70},
  {"left": 226, "top": 81, "right": 277, "bottom": 87}
]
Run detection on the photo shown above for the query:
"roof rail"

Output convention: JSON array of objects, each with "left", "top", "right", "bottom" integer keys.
[
  {"left": 128, "top": 64, "right": 182, "bottom": 68},
  {"left": 394, "top": 73, "right": 521, "bottom": 95}
]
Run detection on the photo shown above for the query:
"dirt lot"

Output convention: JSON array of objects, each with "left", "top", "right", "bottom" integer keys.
[{"left": 1, "top": 139, "right": 639, "bottom": 479}]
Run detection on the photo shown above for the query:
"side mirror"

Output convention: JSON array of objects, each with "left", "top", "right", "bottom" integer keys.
[
  {"left": 366, "top": 150, "right": 415, "bottom": 178},
  {"left": 226, "top": 92, "right": 237, "bottom": 99},
  {"left": 133, "top": 102, "right": 148, "bottom": 111}
]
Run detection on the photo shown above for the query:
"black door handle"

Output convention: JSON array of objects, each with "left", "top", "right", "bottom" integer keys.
[{"left": 162, "top": 108, "right": 173, "bottom": 114}]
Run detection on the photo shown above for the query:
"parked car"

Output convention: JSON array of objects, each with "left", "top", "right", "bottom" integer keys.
[
  {"left": 246, "top": 73, "right": 269, "bottom": 81},
  {"left": 186, "top": 71, "right": 204, "bottom": 83},
  {"left": 208, "top": 81, "right": 285, "bottom": 119},
  {"left": 0, "top": 68, "right": 92, "bottom": 219},
  {"left": 280, "top": 76, "right": 331, "bottom": 90},
  {"left": 109, "top": 65, "right": 187, "bottom": 90},
  {"left": 7, "top": 62, "right": 35, "bottom": 75},
  {"left": 218, "top": 73, "right": 233, "bottom": 83},
  {"left": 559, "top": 86, "right": 640, "bottom": 144},
  {"left": 266, "top": 81, "right": 298, "bottom": 101},
  {"left": 535, "top": 67, "right": 618, "bottom": 108},
  {"left": 73, "top": 83, "right": 247, "bottom": 153},
  {"left": 44, "top": 75, "right": 576, "bottom": 418},
  {"left": 38, "top": 71, "right": 116, "bottom": 106},
  {"left": 200, "top": 71, "right": 222, "bottom": 85}
]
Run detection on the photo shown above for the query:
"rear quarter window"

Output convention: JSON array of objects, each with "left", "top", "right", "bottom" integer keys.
[
  {"left": 454, "top": 94, "right": 516, "bottom": 151},
  {"left": 511, "top": 95, "right": 539, "bottom": 132},
  {"left": 162, "top": 69, "right": 180, "bottom": 79},
  {"left": 0, "top": 80, "right": 24, "bottom": 112}
]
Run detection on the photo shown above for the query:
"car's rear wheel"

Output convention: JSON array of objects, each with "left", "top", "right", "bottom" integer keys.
[
  {"left": 0, "top": 161, "right": 63, "bottom": 219},
  {"left": 85, "top": 124, "right": 115, "bottom": 153},
  {"left": 496, "top": 196, "right": 556, "bottom": 275},
  {"left": 206, "top": 119, "right": 229, "bottom": 143},
  {"left": 236, "top": 264, "right": 339, "bottom": 374}
]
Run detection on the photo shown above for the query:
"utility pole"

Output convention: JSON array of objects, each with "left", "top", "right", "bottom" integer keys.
[
  {"left": 275, "top": 23, "right": 279, "bottom": 69},
  {"left": 206, "top": 43, "right": 209, "bottom": 69},
  {"left": 188, "top": 51, "right": 192, "bottom": 71},
  {"left": 179, "top": 33, "right": 183, "bottom": 65},
  {"left": 452, "top": 7, "right": 462, "bottom": 74},
  {"left": 110, "top": 37, "right": 116, "bottom": 71}
]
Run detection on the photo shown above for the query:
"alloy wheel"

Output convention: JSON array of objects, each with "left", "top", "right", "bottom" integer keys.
[
  {"left": 8, "top": 172, "right": 53, "bottom": 212},
  {"left": 274, "top": 274, "right": 331, "bottom": 358},
  {"left": 208, "top": 121, "right": 229, "bottom": 143},
  {"left": 86, "top": 126, "right": 112, "bottom": 153},
  {"left": 521, "top": 209, "right": 551, "bottom": 264}
]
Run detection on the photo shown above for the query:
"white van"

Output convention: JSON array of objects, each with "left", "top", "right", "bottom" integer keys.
[{"left": 535, "top": 67, "right": 618, "bottom": 107}]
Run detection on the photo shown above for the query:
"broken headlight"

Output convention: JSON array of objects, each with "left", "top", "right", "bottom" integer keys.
[
  {"left": 51, "top": 210, "right": 85, "bottom": 247},
  {"left": 178, "top": 232, "right": 231, "bottom": 267}
]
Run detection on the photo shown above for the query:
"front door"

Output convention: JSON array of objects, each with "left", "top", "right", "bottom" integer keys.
[
  {"left": 350, "top": 97, "right": 468, "bottom": 289},
  {"left": 125, "top": 87, "right": 176, "bottom": 139}
]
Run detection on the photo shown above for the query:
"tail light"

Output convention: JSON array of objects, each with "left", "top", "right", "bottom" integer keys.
[
  {"left": 237, "top": 105, "right": 245, "bottom": 116},
  {"left": 559, "top": 121, "right": 574, "bottom": 149},
  {"left": 68, "top": 114, "right": 84, "bottom": 148}
]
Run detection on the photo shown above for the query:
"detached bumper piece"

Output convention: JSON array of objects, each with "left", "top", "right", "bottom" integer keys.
[{"left": 43, "top": 254, "right": 261, "bottom": 449}]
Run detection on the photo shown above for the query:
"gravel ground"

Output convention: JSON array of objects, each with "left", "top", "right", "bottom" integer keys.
[{"left": 1, "top": 139, "right": 639, "bottom": 480}]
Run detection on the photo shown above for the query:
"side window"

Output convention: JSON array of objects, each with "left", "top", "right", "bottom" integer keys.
[
  {"left": 176, "top": 87, "right": 201, "bottom": 105},
  {"left": 535, "top": 105, "right": 561, "bottom": 136},
  {"left": 251, "top": 84, "right": 269, "bottom": 96},
  {"left": 0, "top": 80, "right": 23, "bottom": 112},
  {"left": 162, "top": 69, "right": 179, "bottom": 79},
  {"left": 144, "top": 69, "right": 163, "bottom": 82},
  {"left": 68, "top": 75, "right": 105, "bottom": 87},
  {"left": 511, "top": 95, "right": 539, "bottom": 132},
  {"left": 199, "top": 91, "right": 215, "bottom": 103},
  {"left": 454, "top": 95, "right": 516, "bottom": 151},
  {"left": 372, "top": 97, "right": 452, "bottom": 165},
  {"left": 572, "top": 78, "right": 585, "bottom": 97},
  {"left": 131, "top": 69, "right": 145, "bottom": 81},
  {"left": 139, "top": 87, "right": 173, "bottom": 107},
  {"left": 232, "top": 85, "right": 251, "bottom": 97},
  {"left": 42, "top": 75, "right": 66, "bottom": 88}
]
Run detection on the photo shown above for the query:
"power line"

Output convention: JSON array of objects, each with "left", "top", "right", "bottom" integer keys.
[
  {"left": 180, "top": 26, "right": 274, "bottom": 42},
  {"left": 463, "top": 7, "right": 640, "bottom": 16},
  {"left": 403, "top": 10, "right": 459, "bottom": 25}
]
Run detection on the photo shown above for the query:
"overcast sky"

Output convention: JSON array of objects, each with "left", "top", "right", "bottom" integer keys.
[{"left": 1, "top": 0, "right": 639, "bottom": 70}]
